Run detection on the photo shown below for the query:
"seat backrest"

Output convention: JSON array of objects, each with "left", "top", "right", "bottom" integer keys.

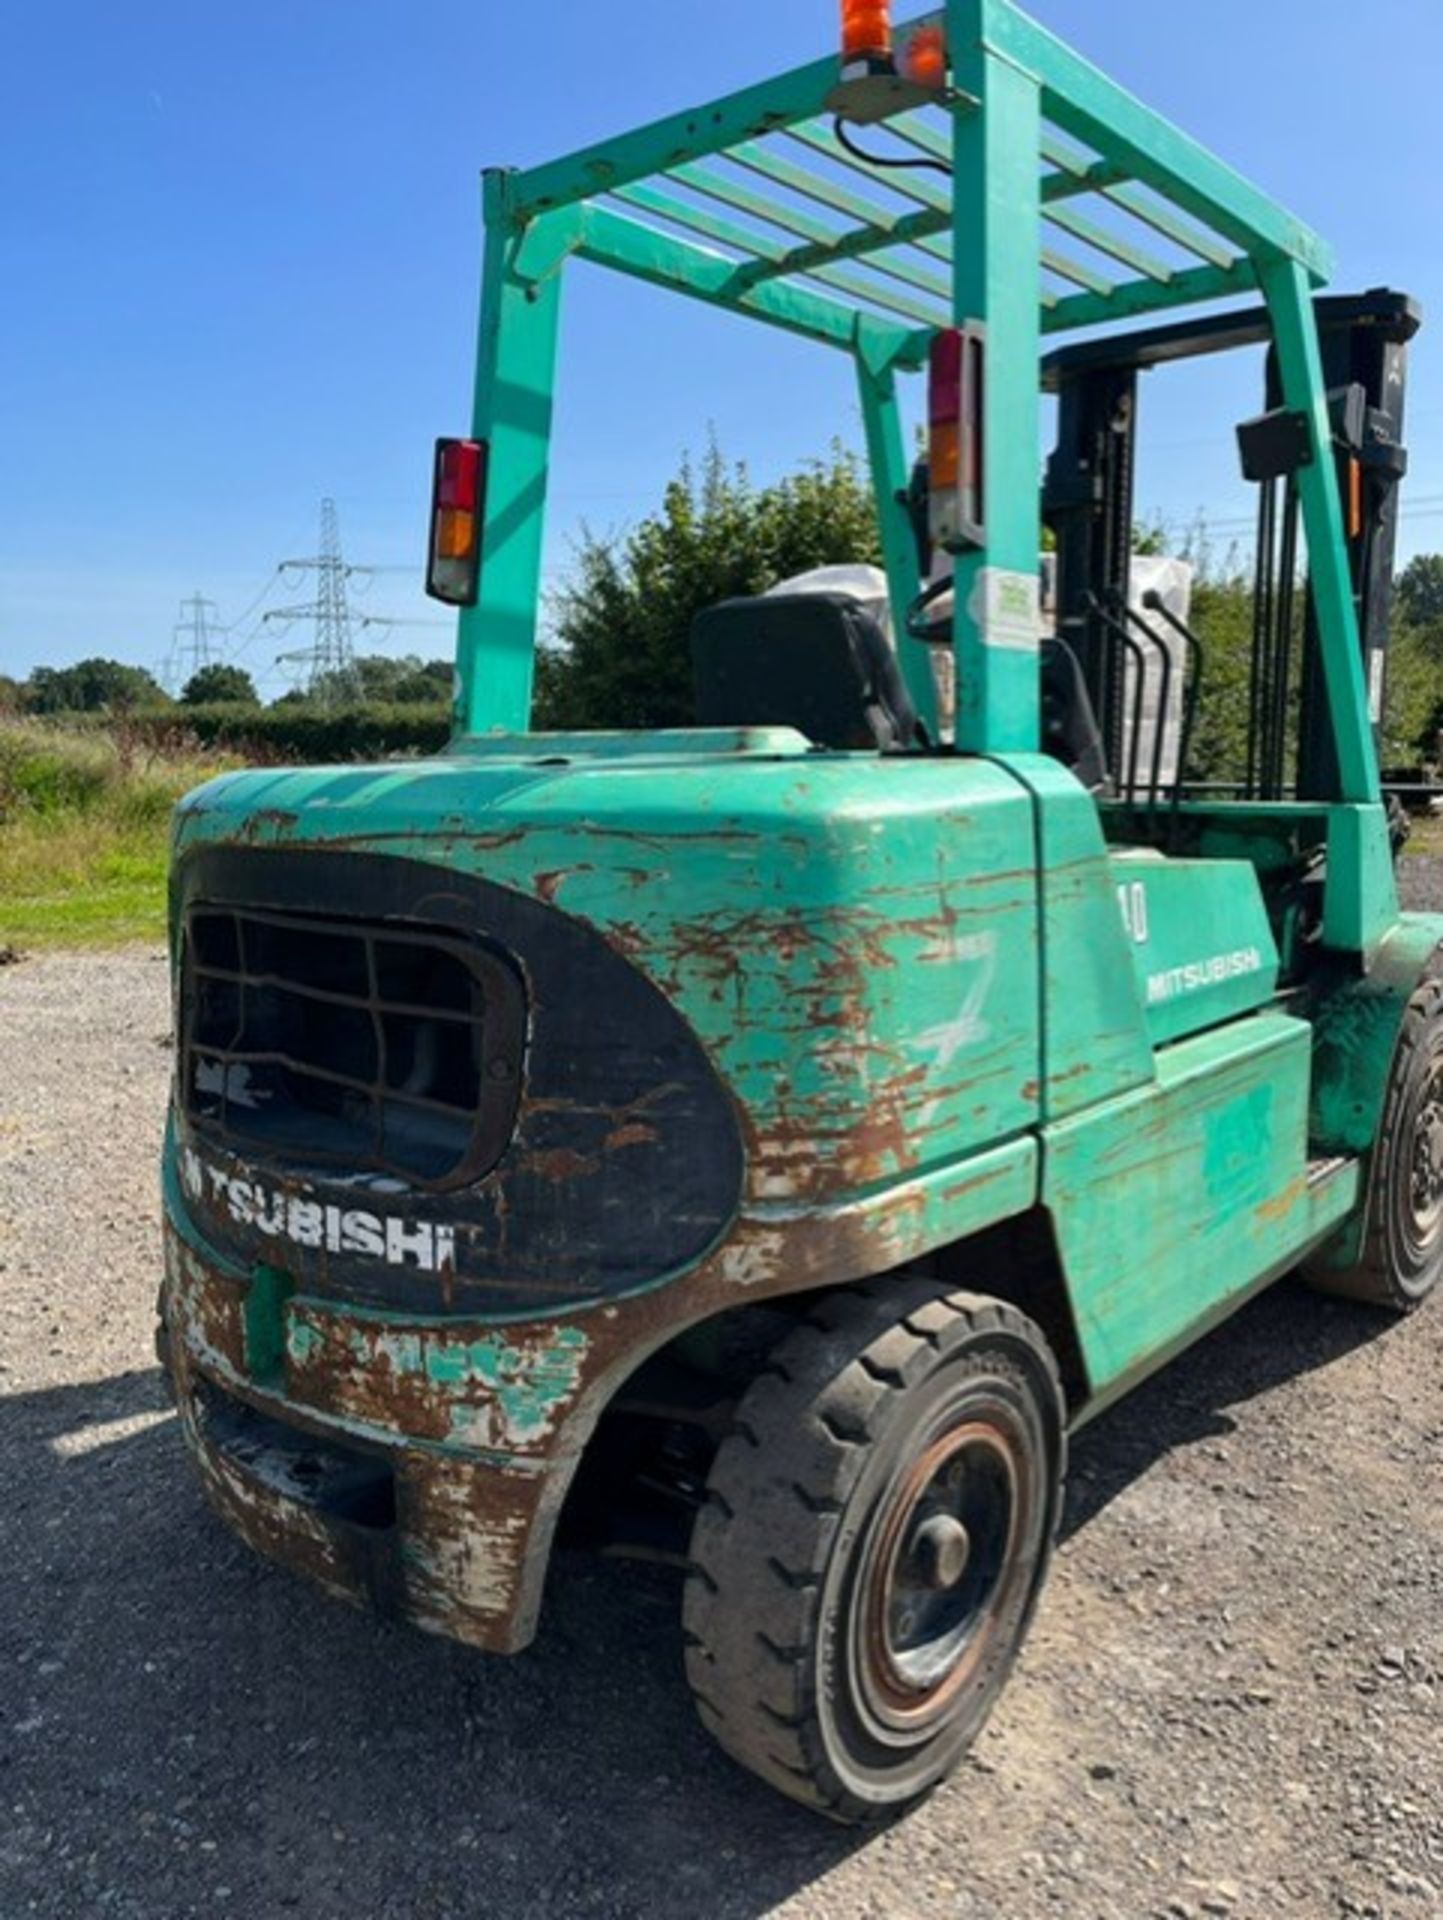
[{"left": 691, "top": 593, "right": 922, "bottom": 752}]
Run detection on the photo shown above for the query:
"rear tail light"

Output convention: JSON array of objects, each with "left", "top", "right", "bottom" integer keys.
[
  {"left": 928, "top": 326, "right": 987, "bottom": 554},
  {"left": 426, "top": 438, "right": 487, "bottom": 606}
]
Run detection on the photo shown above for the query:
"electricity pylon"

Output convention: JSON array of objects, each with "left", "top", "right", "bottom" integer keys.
[
  {"left": 169, "top": 593, "right": 223, "bottom": 693},
  {"left": 266, "top": 498, "right": 372, "bottom": 706}
]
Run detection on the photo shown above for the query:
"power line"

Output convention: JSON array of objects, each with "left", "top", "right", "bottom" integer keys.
[
  {"left": 221, "top": 571, "right": 286, "bottom": 658},
  {"left": 356, "top": 614, "right": 452, "bottom": 634},
  {"left": 1162, "top": 499, "right": 1443, "bottom": 540}
]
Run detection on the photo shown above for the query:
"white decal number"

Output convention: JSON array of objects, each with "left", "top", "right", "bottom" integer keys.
[{"left": 1117, "top": 880, "right": 1149, "bottom": 947}]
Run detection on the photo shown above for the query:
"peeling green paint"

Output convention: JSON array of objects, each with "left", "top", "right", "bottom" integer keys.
[
  {"left": 373, "top": 1330, "right": 424, "bottom": 1376},
  {"left": 285, "top": 1314, "right": 592, "bottom": 1450},
  {"left": 285, "top": 1318, "right": 324, "bottom": 1367},
  {"left": 428, "top": 1329, "right": 589, "bottom": 1446},
  {"left": 246, "top": 1265, "right": 295, "bottom": 1386}
]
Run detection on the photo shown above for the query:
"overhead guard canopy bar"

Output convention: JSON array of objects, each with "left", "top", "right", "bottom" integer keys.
[
  {"left": 460, "top": 0, "right": 1378, "bottom": 831},
  {"left": 507, "top": 2, "right": 1332, "bottom": 331}
]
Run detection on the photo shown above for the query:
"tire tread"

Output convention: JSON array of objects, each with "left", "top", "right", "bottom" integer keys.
[{"left": 682, "top": 1277, "right": 1065, "bottom": 1823}]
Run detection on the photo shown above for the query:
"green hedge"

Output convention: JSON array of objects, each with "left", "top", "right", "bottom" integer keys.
[{"left": 116, "top": 703, "right": 455, "bottom": 763}]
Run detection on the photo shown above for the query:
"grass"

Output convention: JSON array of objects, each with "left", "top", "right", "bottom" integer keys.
[
  {"left": 0, "top": 720, "right": 239, "bottom": 949},
  {"left": 3, "top": 712, "right": 1440, "bottom": 951},
  {"left": 1403, "top": 809, "right": 1443, "bottom": 861}
]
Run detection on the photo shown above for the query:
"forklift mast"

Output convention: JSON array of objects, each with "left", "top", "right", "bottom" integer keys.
[
  {"left": 1295, "top": 293, "right": 1419, "bottom": 797},
  {"left": 1044, "top": 292, "right": 1419, "bottom": 803}
]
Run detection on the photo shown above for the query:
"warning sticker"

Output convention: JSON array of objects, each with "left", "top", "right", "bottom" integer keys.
[
  {"left": 1367, "top": 647, "right": 1385, "bottom": 725},
  {"left": 968, "top": 568, "right": 1041, "bottom": 654}
]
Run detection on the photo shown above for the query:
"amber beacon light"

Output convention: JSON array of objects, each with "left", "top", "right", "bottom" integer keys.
[
  {"left": 832, "top": 2, "right": 946, "bottom": 117},
  {"left": 841, "top": 0, "right": 893, "bottom": 71}
]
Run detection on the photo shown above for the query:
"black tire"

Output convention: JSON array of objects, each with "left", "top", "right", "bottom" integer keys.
[
  {"left": 1307, "top": 973, "right": 1443, "bottom": 1312},
  {"left": 682, "top": 1279, "right": 1066, "bottom": 1824}
]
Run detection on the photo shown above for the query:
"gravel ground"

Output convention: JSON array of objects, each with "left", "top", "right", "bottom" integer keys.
[{"left": 2, "top": 862, "right": 1442, "bottom": 1920}]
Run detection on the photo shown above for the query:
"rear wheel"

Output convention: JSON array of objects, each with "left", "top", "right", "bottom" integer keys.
[
  {"left": 1308, "top": 974, "right": 1443, "bottom": 1312},
  {"left": 682, "top": 1279, "right": 1065, "bottom": 1823}
]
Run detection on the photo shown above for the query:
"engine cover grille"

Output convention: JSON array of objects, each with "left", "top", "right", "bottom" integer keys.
[
  {"left": 170, "top": 846, "right": 745, "bottom": 1317},
  {"left": 181, "top": 907, "right": 525, "bottom": 1190}
]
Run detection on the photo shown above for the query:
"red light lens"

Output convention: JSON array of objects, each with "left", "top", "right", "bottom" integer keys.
[
  {"left": 437, "top": 438, "right": 482, "bottom": 513},
  {"left": 930, "top": 329, "right": 963, "bottom": 428}
]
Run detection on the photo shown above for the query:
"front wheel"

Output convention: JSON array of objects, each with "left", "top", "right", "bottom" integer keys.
[
  {"left": 1306, "top": 972, "right": 1443, "bottom": 1312},
  {"left": 683, "top": 1279, "right": 1065, "bottom": 1824}
]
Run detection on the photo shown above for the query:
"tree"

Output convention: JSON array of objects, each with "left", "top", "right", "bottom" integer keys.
[
  {"left": 1396, "top": 554, "right": 1443, "bottom": 635},
  {"left": 540, "top": 442, "right": 883, "bottom": 731},
  {"left": 391, "top": 658, "right": 454, "bottom": 705},
  {"left": 25, "top": 658, "right": 168, "bottom": 714},
  {"left": 1382, "top": 614, "right": 1440, "bottom": 766},
  {"left": 1390, "top": 556, "right": 1443, "bottom": 764},
  {"left": 181, "top": 662, "right": 258, "bottom": 706},
  {"left": 1142, "top": 537, "right": 1443, "bottom": 780},
  {"left": 1174, "top": 541, "right": 1257, "bottom": 786},
  {"left": 305, "top": 654, "right": 452, "bottom": 709}
]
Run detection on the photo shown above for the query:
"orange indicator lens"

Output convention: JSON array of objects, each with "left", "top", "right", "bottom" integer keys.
[{"left": 900, "top": 24, "right": 947, "bottom": 89}]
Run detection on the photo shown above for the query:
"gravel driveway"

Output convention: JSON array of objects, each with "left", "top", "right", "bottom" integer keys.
[{"left": 2, "top": 865, "right": 1442, "bottom": 1920}]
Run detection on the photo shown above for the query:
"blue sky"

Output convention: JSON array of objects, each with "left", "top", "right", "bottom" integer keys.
[{"left": 3, "top": 0, "right": 1442, "bottom": 694}]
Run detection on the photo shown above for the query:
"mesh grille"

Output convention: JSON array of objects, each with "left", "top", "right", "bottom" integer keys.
[{"left": 181, "top": 907, "right": 525, "bottom": 1189}]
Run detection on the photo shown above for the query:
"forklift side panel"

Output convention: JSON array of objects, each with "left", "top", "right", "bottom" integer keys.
[
  {"left": 998, "top": 755, "right": 1155, "bottom": 1121},
  {"left": 1044, "top": 1011, "right": 1356, "bottom": 1400}
]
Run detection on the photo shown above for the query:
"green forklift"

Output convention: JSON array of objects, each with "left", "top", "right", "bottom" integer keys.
[{"left": 159, "top": 0, "right": 1440, "bottom": 1822}]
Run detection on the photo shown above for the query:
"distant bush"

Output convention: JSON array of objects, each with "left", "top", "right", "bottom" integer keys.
[
  {"left": 300, "top": 654, "right": 454, "bottom": 708},
  {"left": 156, "top": 703, "right": 453, "bottom": 761},
  {"left": 45, "top": 703, "right": 455, "bottom": 763}
]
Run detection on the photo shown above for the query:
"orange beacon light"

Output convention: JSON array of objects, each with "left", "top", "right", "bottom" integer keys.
[{"left": 841, "top": 0, "right": 893, "bottom": 70}]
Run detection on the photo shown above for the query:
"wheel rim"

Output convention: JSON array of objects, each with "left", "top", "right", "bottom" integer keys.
[
  {"left": 851, "top": 1403, "right": 1034, "bottom": 1739},
  {"left": 1406, "top": 1061, "right": 1443, "bottom": 1254}
]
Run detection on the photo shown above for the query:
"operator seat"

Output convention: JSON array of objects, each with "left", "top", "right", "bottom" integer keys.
[{"left": 692, "top": 592, "right": 926, "bottom": 751}]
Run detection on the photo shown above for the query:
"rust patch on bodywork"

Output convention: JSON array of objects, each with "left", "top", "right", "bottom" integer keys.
[
  {"left": 160, "top": 771, "right": 1044, "bottom": 1652},
  {"left": 533, "top": 866, "right": 596, "bottom": 904},
  {"left": 160, "top": 1123, "right": 1030, "bottom": 1652},
  {"left": 286, "top": 1310, "right": 590, "bottom": 1451},
  {"left": 225, "top": 808, "right": 303, "bottom": 844},
  {"left": 1256, "top": 1176, "right": 1306, "bottom": 1224},
  {"left": 515, "top": 1146, "right": 602, "bottom": 1184}
]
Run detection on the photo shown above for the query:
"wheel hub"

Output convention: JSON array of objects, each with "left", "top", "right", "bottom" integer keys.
[
  {"left": 910, "top": 1513, "right": 972, "bottom": 1591},
  {"left": 856, "top": 1415, "right": 1024, "bottom": 1731},
  {"left": 1409, "top": 1090, "right": 1443, "bottom": 1231}
]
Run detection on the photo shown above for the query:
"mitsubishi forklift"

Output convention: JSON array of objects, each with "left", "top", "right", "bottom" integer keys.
[{"left": 159, "top": 0, "right": 1440, "bottom": 1822}]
